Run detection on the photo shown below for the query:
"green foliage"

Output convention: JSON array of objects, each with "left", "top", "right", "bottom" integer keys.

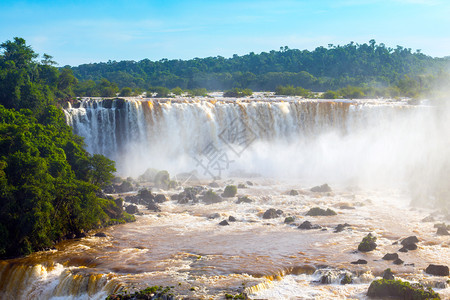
[
  {"left": 171, "top": 86, "right": 184, "bottom": 95},
  {"left": 106, "top": 285, "right": 176, "bottom": 300},
  {"left": 275, "top": 85, "right": 312, "bottom": 97},
  {"left": 119, "top": 87, "right": 132, "bottom": 97},
  {"left": 89, "top": 154, "right": 116, "bottom": 188},
  {"left": 148, "top": 86, "right": 170, "bottom": 98},
  {"left": 68, "top": 40, "right": 448, "bottom": 97},
  {"left": 223, "top": 88, "right": 252, "bottom": 98},
  {"left": 0, "top": 105, "right": 128, "bottom": 257},
  {"left": 367, "top": 279, "right": 440, "bottom": 299},
  {"left": 0, "top": 38, "right": 132, "bottom": 258},
  {"left": 188, "top": 88, "right": 208, "bottom": 97}
]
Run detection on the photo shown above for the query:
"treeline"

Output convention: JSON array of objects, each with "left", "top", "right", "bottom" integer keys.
[
  {"left": 69, "top": 40, "right": 450, "bottom": 96},
  {"left": 0, "top": 37, "right": 133, "bottom": 258}
]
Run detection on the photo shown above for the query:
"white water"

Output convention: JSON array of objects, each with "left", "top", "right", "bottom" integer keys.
[{"left": 64, "top": 97, "right": 449, "bottom": 194}]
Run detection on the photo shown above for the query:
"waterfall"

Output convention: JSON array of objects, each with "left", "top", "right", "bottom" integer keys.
[{"left": 64, "top": 98, "right": 449, "bottom": 189}]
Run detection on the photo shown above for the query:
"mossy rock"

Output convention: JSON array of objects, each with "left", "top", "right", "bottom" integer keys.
[
  {"left": 358, "top": 233, "right": 377, "bottom": 252},
  {"left": 367, "top": 279, "right": 440, "bottom": 299},
  {"left": 203, "top": 189, "right": 223, "bottom": 204},
  {"left": 284, "top": 216, "right": 295, "bottom": 223},
  {"left": 154, "top": 170, "right": 170, "bottom": 189},
  {"left": 222, "top": 185, "right": 237, "bottom": 197},
  {"left": 306, "top": 207, "right": 337, "bottom": 216}
]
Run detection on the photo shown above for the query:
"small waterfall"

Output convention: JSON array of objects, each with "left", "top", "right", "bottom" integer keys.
[{"left": 0, "top": 261, "right": 122, "bottom": 300}]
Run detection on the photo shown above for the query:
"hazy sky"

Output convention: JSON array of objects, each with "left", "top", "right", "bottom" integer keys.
[{"left": 1, "top": 0, "right": 449, "bottom": 66}]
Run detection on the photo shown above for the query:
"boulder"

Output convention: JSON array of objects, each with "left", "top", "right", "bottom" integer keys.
[
  {"left": 289, "top": 189, "right": 299, "bottom": 196},
  {"left": 246, "top": 181, "right": 254, "bottom": 186},
  {"left": 125, "top": 205, "right": 139, "bottom": 214},
  {"left": 103, "top": 185, "right": 116, "bottom": 194},
  {"left": 310, "top": 183, "right": 332, "bottom": 193},
  {"left": 340, "top": 273, "right": 352, "bottom": 285},
  {"left": 208, "top": 181, "right": 220, "bottom": 188},
  {"left": 238, "top": 183, "right": 246, "bottom": 188},
  {"left": 236, "top": 196, "right": 252, "bottom": 204},
  {"left": 425, "top": 264, "right": 449, "bottom": 276},
  {"left": 306, "top": 207, "right": 337, "bottom": 216},
  {"left": 436, "top": 227, "right": 450, "bottom": 235},
  {"left": 298, "top": 221, "right": 315, "bottom": 230},
  {"left": 94, "top": 232, "right": 107, "bottom": 237},
  {"left": 334, "top": 223, "right": 350, "bottom": 233},
  {"left": 393, "top": 258, "right": 404, "bottom": 265},
  {"left": 401, "top": 236, "right": 419, "bottom": 246},
  {"left": 208, "top": 213, "right": 221, "bottom": 219},
  {"left": 262, "top": 208, "right": 282, "bottom": 219},
  {"left": 382, "top": 268, "right": 395, "bottom": 280},
  {"left": 228, "top": 216, "right": 237, "bottom": 222},
  {"left": 203, "top": 190, "right": 223, "bottom": 204},
  {"left": 367, "top": 279, "right": 440, "bottom": 299},
  {"left": 358, "top": 233, "right": 377, "bottom": 252},
  {"left": 115, "top": 180, "right": 134, "bottom": 193},
  {"left": 147, "top": 202, "right": 161, "bottom": 212},
  {"left": 382, "top": 253, "right": 399, "bottom": 261},
  {"left": 154, "top": 194, "right": 168, "bottom": 203},
  {"left": 284, "top": 216, "right": 295, "bottom": 224},
  {"left": 351, "top": 259, "right": 367, "bottom": 265},
  {"left": 222, "top": 185, "right": 237, "bottom": 198},
  {"left": 219, "top": 220, "right": 229, "bottom": 226}
]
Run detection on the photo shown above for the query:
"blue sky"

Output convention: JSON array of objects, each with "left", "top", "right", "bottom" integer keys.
[{"left": 1, "top": 0, "right": 449, "bottom": 66}]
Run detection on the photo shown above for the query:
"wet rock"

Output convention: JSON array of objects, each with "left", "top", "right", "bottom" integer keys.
[
  {"left": 340, "top": 273, "right": 352, "bottom": 285},
  {"left": 393, "top": 258, "right": 404, "bottom": 265},
  {"left": 115, "top": 180, "right": 134, "bottom": 193},
  {"left": 298, "top": 221, "right": 313, "bottom": 229},
  {"left": 208, "top": 213, "right": 221, "bottom": 219},
  {"left": 401, "top": 236, "right": 419, "bottom": 247},
  {"left": 125, "top": 204, "right": 139, "bottom": 214},
  {"left": 228, "top": 216, "right": 237, "bottom": 222},
  {"left": 137, "top": 188, "right": 155, "bottom": 204},
  {"left": 334, "top": 223, "right": 350, "bottom": 233},
  {"left": 398, "top": 247, "right": 409, "bottom": 253},
  {"left": 402, "top": 243, "right": 417, "bottom": 251},
  {"left": 222, "top": 185, "right": 237, "bottom": 198},
  {"left": 238, "top": 183, "right": 246, "bottom": 188},
  {"left": 382, "top": 268, "right": 395, "bottom": 280},
  {"left": 367, "top": 278, "right": 440, "bottom": 299},
  {"left": 94, "top": 232, "right": 107, "bottom": 237},
  {"left": 289, "top": 189, "right": 299, "bottom": 196},
  {"left": 170, "top": 194, "right": 179, "bottom": 200},
  {"left": 76, "top": 232, "right": 87, "bottom": 238},
  {"left": 103, "top": 185, "right": 116, "bottom": 194},
  {"left": 425, "top": 264, "right": 449, "bottom": 276},
  {"left": 382, "top": 253, "right": 399, "bottom": 261},
  {"left": 320, "top": 273, "right": 332, "bottom": 284},
  {"left": 421, "top": 215, "right": 435, "bottom": 222},
  {"left": 284, "top": 216, "right": 295, "bottom": 224},
  {"left": 154, "top": 194, "right": 167, "bottom": 203},
  {"left": 177, "top": 197, "right": 189, "bottom": 204},
  {"left": 306, "top": 207, "right": 337, "bottom": 216},
  {"left": 147, "top": 202, "right": 161, "bottom": 212},
  {"left": 246, "top": 181, "right": 254, "bottom": 186},
  {"left": 351, "top": 259, "right": 367, "bottom": 265},
  {"left": 236, "top": 196, "right": 252, "bottom": 204},
  {"left": 310, "top": 183, "right": 332, "bottom": 193},
  {"left": 203, "top": 190, "right": 223, "bottom": 204},
  {"left": 125, "top": 195, "right": 140, "bottom": 204},
  {"left": 436, "top": 227, "right": 450, "bottom": 235},
  {"left": 358, "top": 233, "right": 377, "bottom": 252},
  {"left": 339, "top": 205, "right": 355, "bottom": 210},
  {"left": 219, "top": 220, "right": 229, "bottom": 226},
  {"left": 208, "top": 181, "right": 220, "bottom": 188},
  {"left": 262, "top": 208, "right": 283, "bottom": 219}
]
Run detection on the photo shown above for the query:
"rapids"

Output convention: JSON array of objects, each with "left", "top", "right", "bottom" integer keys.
[{"left": 1, "top": 96, "right": 449, "bottom": 299}]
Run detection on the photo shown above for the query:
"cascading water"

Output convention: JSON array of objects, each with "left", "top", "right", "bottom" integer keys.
[
  {"left": 1, "top": 97, "right": 448, "bottom": 299},
  {"left": 64, "top": 97, "right": 448, "bottom": 189}
]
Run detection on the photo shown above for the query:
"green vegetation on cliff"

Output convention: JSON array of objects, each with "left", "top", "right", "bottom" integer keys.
[
  {"left": 0, "top": 37, "right": 133, "bottom": 258},
  {"left": 70, "top": 40, "right": 450, "bottom": 98}
]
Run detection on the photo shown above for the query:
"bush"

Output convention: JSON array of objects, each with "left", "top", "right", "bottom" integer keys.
[{"left": 223, "top": 88, "right": 252, "bottom": 98}]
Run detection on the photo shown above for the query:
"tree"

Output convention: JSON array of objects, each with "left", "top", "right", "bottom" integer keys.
[
  {"left": 119, "top": 87, "right": 132, "bottom": 97},
  {"left": 0, "top": 37, "right": 38, "bottom": 69},
  {"left": 89, "top": 154, "right": 116, "bottom": 187}
]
